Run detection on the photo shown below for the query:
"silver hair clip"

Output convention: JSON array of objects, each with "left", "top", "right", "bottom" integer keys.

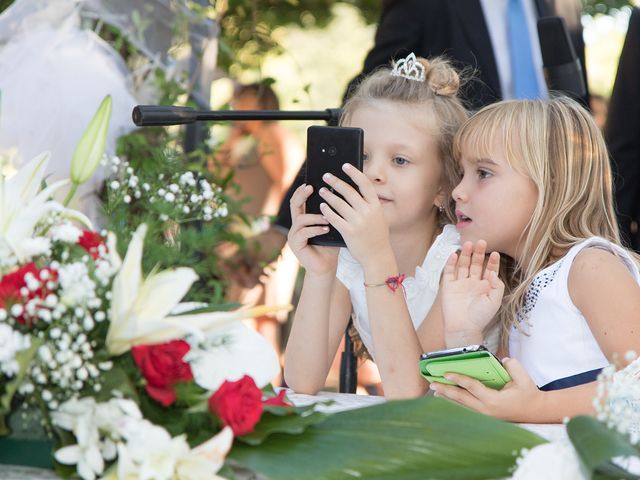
[{"left": 390, "top": 53, "right": 425, "bottom": 82}]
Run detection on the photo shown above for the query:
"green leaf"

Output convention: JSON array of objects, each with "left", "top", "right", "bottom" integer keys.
[
  {"left": 229, "top": 396, "right": 545, "bottom": 480},
  {"left": 0, "top": 338, "right": 41, "bottom": 435},
  {"left": 238, "top": 409, "right": 328, "bottom": 446},
  {"left": 567, "top": 415, "right": 640, "bottom": 479},
  {"left": 174, "top": 381, "right": 209, "bottom": 407}
]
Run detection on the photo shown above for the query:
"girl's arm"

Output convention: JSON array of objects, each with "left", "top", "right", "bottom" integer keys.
[
  {"left": 319, "top": 165, "right": 428, "bottom": 398},
  {"left": 284, "top": 270, "right": 352, "bottom": 394},
  {"left": 569, "top": 247, "right": 640, "bottom": 360},
  {"left": 360, "top": 249, "right": 429, "bottom": 398},
  {"left": 283, "top": 184, "right": 351, "bottom": 394},
  {"left": 429, "top": 358, "right": 597, "bottom": 423}
]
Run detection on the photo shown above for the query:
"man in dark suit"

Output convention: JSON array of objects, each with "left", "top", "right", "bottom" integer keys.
[
  {"left": 346, "top": 0, "right": 586, "bottom": 110},
  {"left": 607, "top": 7, "right": 640, "bottom": 251}
]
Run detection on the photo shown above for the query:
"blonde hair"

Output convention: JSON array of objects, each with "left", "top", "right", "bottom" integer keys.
[
  {"left": 453, "top": 96, "right": 636, "bottom": 349},
  {"left": 341, "top": 56, "right": 468, "bottom": 224}
]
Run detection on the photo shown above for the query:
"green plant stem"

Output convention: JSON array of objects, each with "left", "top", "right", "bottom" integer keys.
[{"left": 63, "top": 183, "right": 79, "bottom": 207}]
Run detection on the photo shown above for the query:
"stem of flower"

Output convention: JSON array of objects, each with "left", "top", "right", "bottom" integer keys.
[{"left": 63, "top": 183, "right": 79, "bottom": 207}]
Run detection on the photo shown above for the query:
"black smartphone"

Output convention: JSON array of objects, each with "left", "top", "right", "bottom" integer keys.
[{"left": 305, "top": 126, "right": 364, "bottom": 247}]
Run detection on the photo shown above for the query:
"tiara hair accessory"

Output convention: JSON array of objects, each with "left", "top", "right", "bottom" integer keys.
[{"left": 390, "top": 53, "right": 425, "bottom": 82}]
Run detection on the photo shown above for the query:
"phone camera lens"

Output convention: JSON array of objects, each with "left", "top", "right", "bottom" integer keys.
[{"left": 328, "top": 146, "right": 337, "bottom": 157}]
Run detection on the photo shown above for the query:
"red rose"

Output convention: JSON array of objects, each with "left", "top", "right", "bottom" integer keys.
[
  {"left": 208, "top": 375, "right": 263, "bottom": 436},
  {"left": 263, "top": 389, "right": 291, "bottom": 407},
  {"left": 132, "top": 339, "right": 193, "bottom": 407},
  {"left": 78, "top": 231, "right": 105, "bottom": 259}
]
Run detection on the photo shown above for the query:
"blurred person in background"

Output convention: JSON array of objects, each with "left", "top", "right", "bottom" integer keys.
[
  {"left": 210, "top": 83, "right": 304, "bottom": 380},
  {"left": 606, "top": 7, "right": 640, "bottom": 252}
]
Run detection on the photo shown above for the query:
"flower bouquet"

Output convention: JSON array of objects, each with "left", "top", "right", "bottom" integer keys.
[{"left": 1, "top": 96, "right": 639, "bottom": 480}]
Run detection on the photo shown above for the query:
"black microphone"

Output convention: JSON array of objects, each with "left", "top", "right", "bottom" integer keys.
[
  {"left": 537, "top": 16, "right": 587, "bottom": 100},
  {"left": 132, "top": 105, "right": 343, "bottom": 127}
]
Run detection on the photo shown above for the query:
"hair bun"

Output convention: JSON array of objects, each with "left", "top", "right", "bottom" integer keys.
[{"left": 418, "top": 57, "right": 460, "bottom": 97}]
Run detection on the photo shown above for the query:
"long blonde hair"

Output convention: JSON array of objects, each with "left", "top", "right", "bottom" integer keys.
[
  {"left": 453, "top": 96, "right": 632, "bottom": 349},
  {"left": 341, "top": 56, "right": 468, "bottom": 225}
]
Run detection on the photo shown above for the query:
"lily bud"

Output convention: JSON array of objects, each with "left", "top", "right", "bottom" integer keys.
[{"left": 70, "top": 95, "right": 112, "bottom": 185}]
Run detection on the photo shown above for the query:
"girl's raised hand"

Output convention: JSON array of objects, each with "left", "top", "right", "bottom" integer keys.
[
  {"left": 441, "top": 241, "right": 504, "bottom": 345},
  {"left": 318, "top": 164, "right": 391, "bottom": 265},
  {"left": 287, "top": 184, "right": 339, "bottom": 275}
]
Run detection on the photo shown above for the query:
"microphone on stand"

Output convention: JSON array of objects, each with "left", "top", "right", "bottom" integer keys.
[
  {"left": 132, "top": 105, "right": 343, "bottom": 127},
  {"left": 537, "top": 16, "right": 587, "bottom": 101}
]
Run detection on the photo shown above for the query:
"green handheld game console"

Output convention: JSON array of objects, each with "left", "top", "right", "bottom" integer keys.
[{"left": 419, "top": 345, "right": 511, "bottom": 390}]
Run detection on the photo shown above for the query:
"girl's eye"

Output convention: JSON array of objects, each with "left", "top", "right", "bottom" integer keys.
[
  {"left": 477, "top": 169, "right": 492, "bottom": 179},
  {"left": 362, "top": 153, "right": 369, "bottom": 162},
  {"left": 393, "top": 156, "right": 409, "bottom": 166}
]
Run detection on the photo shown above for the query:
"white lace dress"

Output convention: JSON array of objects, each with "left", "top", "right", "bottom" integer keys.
[{"left": 336, "top": 224, "right": 460, "bottom": 360}]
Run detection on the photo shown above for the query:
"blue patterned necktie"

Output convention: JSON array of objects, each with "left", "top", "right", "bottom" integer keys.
[{"left": 508, "top": 0, "right": 540, "bottom": 99}]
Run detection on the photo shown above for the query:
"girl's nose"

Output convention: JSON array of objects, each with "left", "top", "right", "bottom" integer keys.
[
  {"left": 452, "top": 181, "right": 466, "bottom": 202},
  {"left": 364, "top": 157, "right": 386, "bottom": 183}
]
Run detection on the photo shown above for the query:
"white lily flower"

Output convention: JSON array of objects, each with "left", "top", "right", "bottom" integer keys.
[
  {"left": 0, "top": 152, "right": 92, "bottom": 263},
  {"left": 175, "top": 426, "right": 233, "bottom": 480},
  {"left": 106, "top": 224, "right": 288, "bottom": 355},
  {"left": 186, "top": 322, "right": 280, "bottom": 391}
]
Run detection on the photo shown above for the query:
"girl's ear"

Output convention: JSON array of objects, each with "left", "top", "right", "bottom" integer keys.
[{"left": 433, "top": 187, "right": 447, "bottom": 211}]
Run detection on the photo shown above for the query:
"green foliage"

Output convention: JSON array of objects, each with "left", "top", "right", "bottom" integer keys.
[
  {"left": 215, "top": 0, "right": 381, "bottom": 74},
  {"left": 567, "top": 415, "right": 640, "bottom": 479},
  {"left": 229, "top": 396, "right": 546, "bottom": 480},
  {"left": 0, "top": 339, "right": 40, "bottom": 435},
  {"left": 582, "top": 0, "right": 633, "bottom": 16}
]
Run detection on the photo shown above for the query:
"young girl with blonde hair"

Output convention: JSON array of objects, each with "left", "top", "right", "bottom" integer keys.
[
  {"left": 284, "top": 54, "right": 467, "bottom": 397},
  {"left": 431, "top": 96, "right": 640, "bottom": 422}
]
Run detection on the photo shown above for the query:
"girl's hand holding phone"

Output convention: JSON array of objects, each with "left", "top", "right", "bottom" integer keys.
[
  {"left": 428, "top": 357, "right": 546, "bottom": 423},
  {"left": 318, "top": 163, "right": 392, "bottom": 266},
  {"left": 288, "top": 184, "right": 339, "bottom": 276},
  {"left": 441, "top": 241, "right": 504, "bottom": 346}
]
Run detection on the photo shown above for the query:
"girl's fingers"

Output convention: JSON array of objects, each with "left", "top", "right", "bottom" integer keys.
[
  {"left": 340, "top": 163, "right": 379, "bottom": 204},
  {"left": 322, "top": 172, "right": 366, "bottom": 210},
  {"left": 456, "top": 241, "right": 473, "bottom": 279},
  {"left": 483, "top": 251, "right": 501, "bottom": 279},
  {"left": 289, "top": 184, "right": 313, "bottom": 218},
  {"left": 296, "top": 225, "right": 331, "bottom": 241},
  {"left": 295, "top": 213, "right": 329, "bottom": 228},
  {"left": 429, "top": 382, "right": 484, "bottom": 412},
  {"left": 468, "top": 240, "right": 487, "bottom": 279},
  {"left": 443, "top": 252, "right": 458, "bottom": 282},
  {"left": 319, "top": 186, "right": 355, "bottom": 222},
  {"left": 319, "top": 202, "right": 348, "bottom": 233}
]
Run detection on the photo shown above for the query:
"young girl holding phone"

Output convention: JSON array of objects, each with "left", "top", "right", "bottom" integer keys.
[
  {"left": 284, "top": 54, "right": 468, "bottom": 397},
  {"left": 431, "top": 97, "right": 640, "bottom": 422}
]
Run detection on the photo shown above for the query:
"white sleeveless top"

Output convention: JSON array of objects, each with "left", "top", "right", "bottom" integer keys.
[
  {"left": 509, "top": 237, "right": 640, "bottom": 389},
  {"left": 336, "top": 225, "right": 460, "bottom": 360}
]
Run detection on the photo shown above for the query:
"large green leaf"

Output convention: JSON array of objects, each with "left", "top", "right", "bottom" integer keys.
[
  {"left": 567, "top": 415, "right": 640, "bottom": 479},
  {"left": 228, "top": 396, "right": 545, "bottom": 480}
]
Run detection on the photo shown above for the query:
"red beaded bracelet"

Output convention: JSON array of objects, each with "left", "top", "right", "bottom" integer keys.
[{"left": 363, "top": 274, "right": 406, "bottom": 294}]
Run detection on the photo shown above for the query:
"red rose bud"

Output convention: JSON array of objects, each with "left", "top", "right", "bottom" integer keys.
[
  {"left": 263, "top": 389, "right": 291, "bottom": 407},
  {"left": 78, "top": 231, "right": 105, "bottom": 259},
  {"left": 132, "top": 339, "right": 193, "bottom": 407},
  {"left": 208, "top": 375, "right": 263, "bottom": 436}
]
